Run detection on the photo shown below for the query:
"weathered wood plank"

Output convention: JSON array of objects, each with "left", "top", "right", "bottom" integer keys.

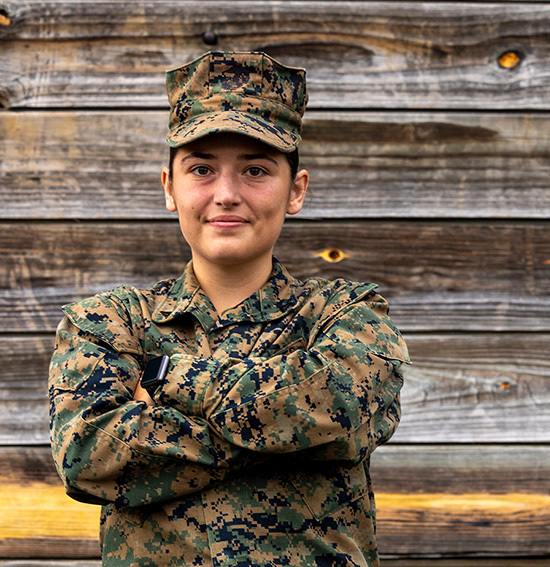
[
  {"left": 0, "top": 445, "right": 548, "bottom": 558},
  {"left": 2, "top": 111, "right": 549, "bottom": 220},
  {"left": 1, "top": 2, "right": 549, "bottom": 109},
  {"left": 394, "top": 333, "right": 550, "bottom": 443},
  {"left": 0, "top": 450, "right": 99, "bottom": 558},
  {"left": 374, "top": 444, "right": 550, "bottom": 556},
  {"left": 1, "top": 221, "right": 549, "bottom": 333},
  {"left": 0, "top": 335, "right": 54, "bottom": 445},
  {"left": 2, "top": 333, "right": 549, "bottom": 445},
  {"left": 370, "top": 444, "right": 550, "bottom": 497},
  {"left": 377, "top": 493, "right": 550, "bottom": 556}
]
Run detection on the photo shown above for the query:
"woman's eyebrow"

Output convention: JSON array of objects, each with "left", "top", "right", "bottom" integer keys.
[
  {"left": 241, "top": 153, "right": 279, "bottom": 165},
  {"left": 179, "top": 151, "right": 279, "bottom": 165},
  {"left": 180, "top": 152, "right": 215, "bottom": 163}
]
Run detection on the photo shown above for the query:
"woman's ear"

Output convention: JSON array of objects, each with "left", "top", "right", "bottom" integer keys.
[
  {"left": 287, "top": 169, "right": 309, "bottom": 215},
  {"left": 161, "top": 167, "right": 177, "bottom": 212}
]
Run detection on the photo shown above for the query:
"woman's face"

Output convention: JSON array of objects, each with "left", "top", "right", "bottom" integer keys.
[{"left": 162, "top": 133, "right": 308, "bottom": 270}]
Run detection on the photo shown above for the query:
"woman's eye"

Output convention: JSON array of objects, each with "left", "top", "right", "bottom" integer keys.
[
  {"left": 191, "top": 166, "right": 211, "bottom": 176},
  {"left": 246, "top": 166, "right": 266, "bottom": 178}
]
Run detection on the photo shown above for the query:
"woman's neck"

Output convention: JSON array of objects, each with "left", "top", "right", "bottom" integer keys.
[{"left": 192, "top": 255, "right": 274, "bottom": 315}]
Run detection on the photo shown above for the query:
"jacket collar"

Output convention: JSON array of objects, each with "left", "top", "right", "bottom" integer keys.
[{"left": 152, "top": 258, "right": 299, "bottom": 330}]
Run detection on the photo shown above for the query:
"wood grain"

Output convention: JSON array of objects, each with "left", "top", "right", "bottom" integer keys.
[
  {"left": 2, "top": 333, "right": 549, "bottom": 445},
  {"left": 394, "top": 333, "right": 550, "bottom": 443},
  {"left": 1, "top": 220, "right": 549, "bottom": 333},
  {"left": 0, "top": 445, "right": 548, "bottom": 558},
  {"left": 2, "top": 110, "right": 549, "bottom": 220},
  {"left": 1, "top": 2, "right": 549, "bottom": 109},
  {"left": 370, "top": 444, "right": 550, "bottom": 496},
  {"left": 0, "top": 336, "right": 53, "bottom": 446},
  {"left": 377, "top": 494, "right": 550, "bottom": 556},
  {"left": 373, "top": 444, "right": 550, "bottom": 556}
]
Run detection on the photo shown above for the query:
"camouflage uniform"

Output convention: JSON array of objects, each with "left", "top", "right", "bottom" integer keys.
[
  {"left": 50, "top": 51, "right": 409, "bottom": 566},
  {"left": 49, "top": 259, "right": 409, "bottom": 566}
]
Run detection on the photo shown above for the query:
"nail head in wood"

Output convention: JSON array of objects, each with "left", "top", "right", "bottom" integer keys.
[{"left": 202, "top": 30, "right": 218, "bottom": 46}]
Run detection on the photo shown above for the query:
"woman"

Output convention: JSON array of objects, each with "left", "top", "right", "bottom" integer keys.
[{"left": 49, "top": 51, "right": 409, "bottom": 567}]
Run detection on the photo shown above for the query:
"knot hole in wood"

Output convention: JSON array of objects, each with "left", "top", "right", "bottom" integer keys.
[
  {"left": 315, "top": 248, "right": 350, "bottom": 263},
  {"left": 0, "top": 7, "right": 11, "bottom": 26},
  {"left": 498, "top": 51, "right": 521, "bottom": 69}
]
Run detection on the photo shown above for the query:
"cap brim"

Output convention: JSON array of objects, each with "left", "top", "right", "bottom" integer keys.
[{"left": 166, "top": 111, "right": 300, "bottom": 152}]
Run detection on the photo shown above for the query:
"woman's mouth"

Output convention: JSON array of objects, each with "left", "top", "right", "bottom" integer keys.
[{"left": 207, "top": 215, "right": 249, "bottom": 229}]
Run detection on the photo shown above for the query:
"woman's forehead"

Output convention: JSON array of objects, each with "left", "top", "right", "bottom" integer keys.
[{"left": 179, "top": 132, "right": 283, "bottom": 158}]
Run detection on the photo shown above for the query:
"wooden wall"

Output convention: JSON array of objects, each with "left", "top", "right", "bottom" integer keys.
[{"left": 1, "top": 1, "right": 549, "bottom": 565}]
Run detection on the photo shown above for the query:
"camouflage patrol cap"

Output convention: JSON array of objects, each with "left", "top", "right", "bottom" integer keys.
[{"left": 166, "top": 51, "right": 308, "bottom": 152}]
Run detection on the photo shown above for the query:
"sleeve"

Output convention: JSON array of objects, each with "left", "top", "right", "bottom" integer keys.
[
  {"left": 172, "top": 286, "right": 408, "bottom": 465},
  {"left": 48, "top": 295, "right": 262, "bottom": 508}
]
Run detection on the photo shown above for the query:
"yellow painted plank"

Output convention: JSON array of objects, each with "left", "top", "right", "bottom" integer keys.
[
  {"left": 2, "top": 484, "right": 549, "bottom": 540},
  {"left": 0, "top": 484, "right": 99, "bottom": 539},
  {"left": 377, "top": 493, "right": 550, "bottom": 515}
]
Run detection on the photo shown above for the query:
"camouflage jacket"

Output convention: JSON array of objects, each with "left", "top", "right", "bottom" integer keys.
[{"left": 49, "top": 259, "right": 409, "bottom": 567}]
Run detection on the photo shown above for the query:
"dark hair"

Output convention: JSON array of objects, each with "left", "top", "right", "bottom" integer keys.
[
  {"left": 284, "top": 149, "right": 300, "bottom": 181},
  {"left": 168, "top": 145, "right": 300, "bottom": 182}
]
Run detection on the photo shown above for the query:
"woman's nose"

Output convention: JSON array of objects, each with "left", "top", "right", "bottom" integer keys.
[{"left": 213, "top": 174, "right": 242, "bottom": 208}]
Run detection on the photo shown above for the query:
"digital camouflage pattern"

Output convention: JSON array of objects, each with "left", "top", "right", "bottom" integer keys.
[
  {"left": 166, "top": 52, "right": 308, "bottom": 152},
  {"left": 49, "top": 259, "right": 409, "bottom": 566}
]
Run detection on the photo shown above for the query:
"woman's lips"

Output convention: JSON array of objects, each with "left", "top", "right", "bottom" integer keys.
[{"left": 207, "top": 215, "right": 249, "bottom": 228}]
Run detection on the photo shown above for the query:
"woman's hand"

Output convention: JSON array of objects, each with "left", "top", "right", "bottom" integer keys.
[{"left": 134, "top": 381, "right": 155, "bottom": 405}]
